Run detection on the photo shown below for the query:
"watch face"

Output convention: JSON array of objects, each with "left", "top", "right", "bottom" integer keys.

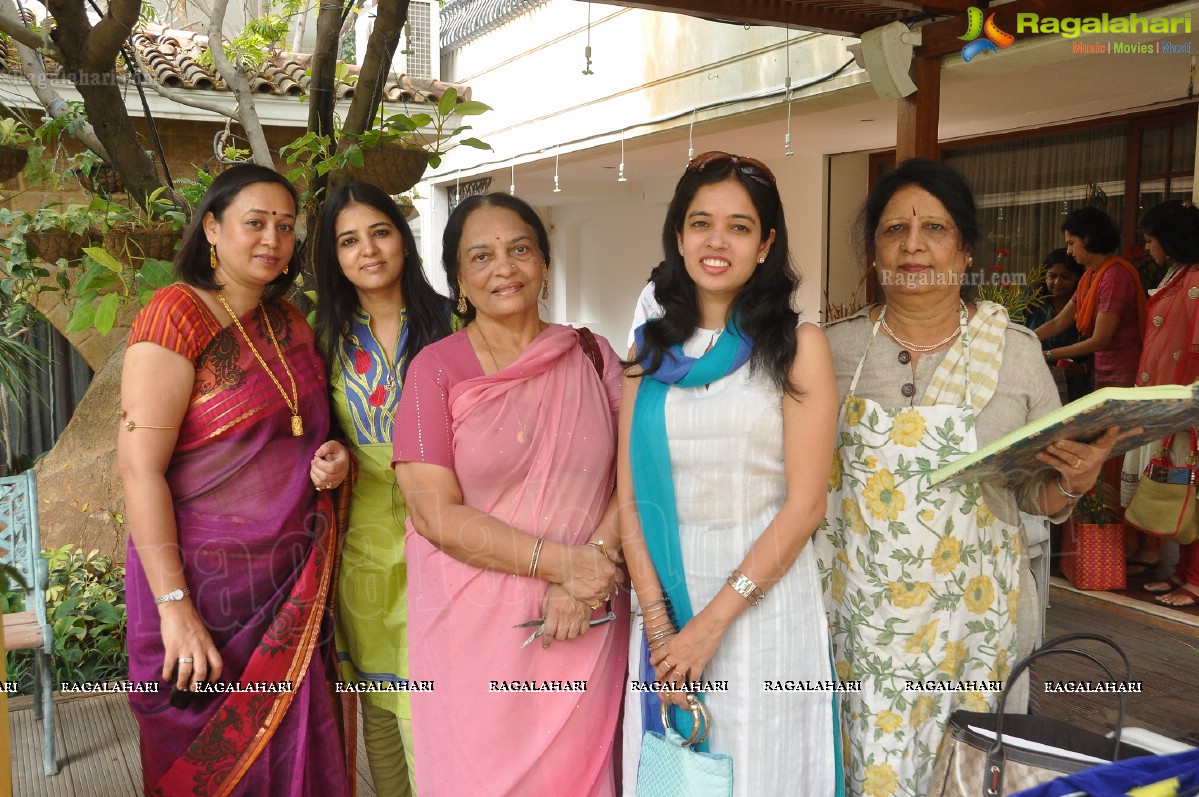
[{"left": 169, "top": 589, "right": 183, "bottom": 601}]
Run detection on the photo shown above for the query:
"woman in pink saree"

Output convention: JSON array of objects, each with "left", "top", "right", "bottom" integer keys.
[
  {"left": 119, "top": 165, "right": 351, "bottom": 796},
  {"left": 394, "top": 193, "right": 627, "bottom": 797}
]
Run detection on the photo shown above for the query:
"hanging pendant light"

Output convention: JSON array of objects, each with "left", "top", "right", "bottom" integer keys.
[
  {"left": 618, "top": 130, "right": 628, "bottom": 183},
  {"left": 553, "top": 149, "right": 562, "bottom": 193}
]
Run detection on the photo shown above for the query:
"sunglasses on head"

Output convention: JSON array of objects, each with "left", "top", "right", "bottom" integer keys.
[{"left": 685, "top": 151, "right": 777, "bottom": 186}]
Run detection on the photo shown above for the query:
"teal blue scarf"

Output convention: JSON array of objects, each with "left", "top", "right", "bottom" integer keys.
[{"left": 630, "top": 318, "right": 752, "bottom": 748}]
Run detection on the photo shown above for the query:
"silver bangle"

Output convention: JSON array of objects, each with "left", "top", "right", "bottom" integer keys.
[
  {"left": 1054, "top": 474, "right": 1084, "bottom": 501},
  {"left": 726, "top": 570, "right": 765, "bottom": 606}
]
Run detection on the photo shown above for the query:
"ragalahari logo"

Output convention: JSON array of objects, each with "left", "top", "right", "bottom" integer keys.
[{"left": 960, "top": 7, "right": 1015, "bottom": 61}]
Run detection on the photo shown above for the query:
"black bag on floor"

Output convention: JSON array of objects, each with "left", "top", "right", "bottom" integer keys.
[{"left": 928, "top": 633, "right": 1154, "bottom": 797}]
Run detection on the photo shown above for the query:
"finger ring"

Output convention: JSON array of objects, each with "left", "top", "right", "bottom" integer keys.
[
  {"left": 662, "top": 659, "right": 672, "bottom": 669},
  {"left": 177, "top": 657, "right": 194, "bottom": 664},
  {"left": 590, "top": 602, "right": 601, "bottom": 610},
  {"left": 325, "top": 482, "right": 333, "bottom": 489},
  {"left": 1074, "top": 459, "right": 1083, "bottom": 470}
]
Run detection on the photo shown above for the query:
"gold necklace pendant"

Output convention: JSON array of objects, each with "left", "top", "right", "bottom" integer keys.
[{"left": 215, "top": 292, "right": 304, "bottom": 438}]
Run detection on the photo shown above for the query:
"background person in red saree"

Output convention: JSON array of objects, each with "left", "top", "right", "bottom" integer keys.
[
  {"left": 1133, "top": 200, "right": 1199, "bottom": 608},
  {"left": 313, "top": 181, "right": 458, "bottom": 797},
  {"left": 1033, "top": 206, "right": 1146, "bottom": 390},
  {"left": 119, "top": 164, "right": 351, "bottom": 796},
  {"left": 393, "top": 193, "right": 627, "bottom": 797}
]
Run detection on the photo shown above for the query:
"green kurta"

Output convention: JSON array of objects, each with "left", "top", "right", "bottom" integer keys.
[{"left": 331, "top": 308, "right": 413, "bottom": 717}]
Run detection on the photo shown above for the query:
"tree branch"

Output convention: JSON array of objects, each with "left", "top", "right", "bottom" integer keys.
[
  {"left": 342, "top": 0, "right": 407, "bottom": 136},
  {"left": 85, "top": 0, "right": 141, "bottom": 73},
  {"left": 136, "top": 61, "right": 240, "bottom": 120},
  {"left": 13, "top": 39, "right": 110, "bottom": 160},
  {"left": 0, "top": 0, "right": 61, "bottom": 56},
  {"left": 205, "top": 0, "right": 273, "bottom": 167}
]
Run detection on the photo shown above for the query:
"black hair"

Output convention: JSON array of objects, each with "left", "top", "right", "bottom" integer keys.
[
  {"left": 857, "top": 158, "right": 980, "bottom": 263},
  {"left": 1062, "top": 206, "right": 1120, "bottom": 256},
  {"left": 1140, "top": 200, "right": 1199, "bottom": 264},
  {"left": 174, "top": 163, "right": 301, "bottom": 301},
  {"left": 1042, "top": 247, "right": 1084, "bottom": 278},
  {"left": 312, "top": 181, "right": 454, "bottom": 381},
  {"left": 634, "top": 156, "right": 799, "bottom": 396},
  {"left": 441, "top": 193, "right": 551, "bottom": 323}
]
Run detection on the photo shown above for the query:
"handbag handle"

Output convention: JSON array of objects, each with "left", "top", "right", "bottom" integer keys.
[
  {"left": 1154, "top": 428, "right": 1199, "bottom": 465},
  {"left": 659, "top": 693, "right": 711, "bottom": 747},
  {"left": 983, "top": 633, "right": 1131, "bottom": 797}
]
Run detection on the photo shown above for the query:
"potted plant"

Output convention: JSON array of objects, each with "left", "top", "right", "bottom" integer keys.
[
  {"left": 0, "top": 119, "right": 32, "bottom": 183},
  {"left": 71, "top": 149, "right": 126, "bottom": 197},
  {"left": 24, "top": 203, "right": 105, "bottom": 265},
  {"left": 96, "top": 187, "right": 186, "bottom": 269},
  {"left": 282, "top": 87, "right": 493, "bottom": 198},
  {"left": 1062, "top": 472, "right": 1126, "bottom": 591}
]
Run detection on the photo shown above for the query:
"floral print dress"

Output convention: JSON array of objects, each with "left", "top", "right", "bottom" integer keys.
[{"left": 818, "top": 315, "right": 1022, "bottom": 797}]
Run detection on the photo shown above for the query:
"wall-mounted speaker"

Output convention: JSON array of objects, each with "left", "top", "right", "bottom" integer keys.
[{"left": 850, "top": 22, "right": 922, "bottom": 100}]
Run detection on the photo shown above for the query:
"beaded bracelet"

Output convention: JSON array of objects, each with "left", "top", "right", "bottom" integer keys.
[
  {"left": 528, "top": 537, "right": 546, "bottom": 578},
  {"left": 727, "top": 570, "right": 765, "bottom": 606},
  {"left": 648, "top": 638, "right": 674, "bottom": 651}
]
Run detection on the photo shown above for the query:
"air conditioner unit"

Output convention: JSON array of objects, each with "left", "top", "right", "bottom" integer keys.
[{"left": 356, "top": 0, "right": 438, "bottom": 79}]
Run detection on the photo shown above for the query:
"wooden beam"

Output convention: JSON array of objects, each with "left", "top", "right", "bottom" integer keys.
[
  {"left": 916, "top": 0, "right": 1180, "bottom": 59},
  {"left": 896, "top": 55, "right": 940, "bottom": 162}
]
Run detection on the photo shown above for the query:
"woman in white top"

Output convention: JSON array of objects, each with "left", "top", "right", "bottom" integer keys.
[{"left": 618, "top": 151, "right": 842, "bottom": 796}]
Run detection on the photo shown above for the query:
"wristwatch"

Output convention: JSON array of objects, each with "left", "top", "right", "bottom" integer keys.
[{"left": 154, "top": 587, "right": 190, "bottom": 606}]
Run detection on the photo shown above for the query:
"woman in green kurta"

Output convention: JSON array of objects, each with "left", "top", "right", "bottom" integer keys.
[{"left": 315, "top": 181, "right": 458, "bottom": 796}]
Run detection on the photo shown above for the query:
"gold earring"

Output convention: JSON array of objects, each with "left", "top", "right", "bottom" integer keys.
[
  {"left": 456, "top": 285, "right": 468, "bottom": 315},
  {"left": 967, "top": 256, "right": 974, "bottom": 268},
  {"left": 209, "top": 245, "right": 218, "bottom": 270},
  {"left": 541, "top": 268, "right": 549, "bottom": 300},
  {"left": 678, "top": 246, "right": 684, "bottom": 256},
  {"left": 283, "top": 262, "right": 289, "bottom": 275},
  {"left": 757, "top": 254, "right": 766, "bottom": 264}
]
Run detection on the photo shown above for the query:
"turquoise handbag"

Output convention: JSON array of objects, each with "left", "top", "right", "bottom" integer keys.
[{"left": 636, "top": 695, "right": 733, "bottom": 797}]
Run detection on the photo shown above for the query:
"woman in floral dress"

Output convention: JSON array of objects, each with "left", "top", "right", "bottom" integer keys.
[{"left": 818, "top": 158, "right": 1129, "bottom": 797}]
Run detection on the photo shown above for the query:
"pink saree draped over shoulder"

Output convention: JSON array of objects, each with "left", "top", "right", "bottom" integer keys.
[
  {"left": 124, "top": 284, "right": 348, "bottom": 797},
  {"left": 396, "top": 324, "right": 627, "bottom": 797}
]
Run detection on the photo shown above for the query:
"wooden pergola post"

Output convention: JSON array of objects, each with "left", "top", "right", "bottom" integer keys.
[{"left": 896, "top": 55, "right": 941, "bottom": 162}]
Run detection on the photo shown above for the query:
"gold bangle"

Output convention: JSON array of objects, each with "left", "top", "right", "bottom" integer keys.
[
  {"left": 587, "top": 539, "right": 609, "bottom": 560},
  {"left": 727, "top": 570, "right": 765, "bottom": 606},
  {"left": 528, "top": 537, "right": 546, "bottom": 578}
]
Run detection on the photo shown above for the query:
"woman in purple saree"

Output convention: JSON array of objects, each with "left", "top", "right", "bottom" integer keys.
[{"left": 119, "top": 165, "right": 351, "bottom": 796}]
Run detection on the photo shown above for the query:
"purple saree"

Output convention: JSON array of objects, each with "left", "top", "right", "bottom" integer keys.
[{"left": 125, "top": 285, "right": 348, "bottom": 797}]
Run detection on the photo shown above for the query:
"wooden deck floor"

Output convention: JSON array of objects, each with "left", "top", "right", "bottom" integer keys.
[
  {"left": 9, "top": 691, "right": 379, "bottom": 797},
  {"left": 9, "top": 582, "right": 1199, "bottom": 795}
]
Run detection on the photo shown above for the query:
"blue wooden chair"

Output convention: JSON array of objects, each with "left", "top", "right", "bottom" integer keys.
[{"left": 0, "top": 471, "right": 58, "bottom": 775}]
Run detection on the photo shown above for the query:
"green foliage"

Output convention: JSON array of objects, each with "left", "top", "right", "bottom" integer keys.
[
  {"left": 197, "top": 0, "right": 304, "bottom": 74},
  {"left": 351, "top": 87, "right": 493, "bottom": 169},
  {"left": 67, "top": 249, "right": 175, "bottom": 337},
  {"left": 975, "top": 264, "right": 1047, "bottom": 324},
  {"left": 0, "top": 118, "right": 33, "bottom": 148},
  {"left": 4, "top": 546, "right": 127, "bottom": 693},
  {"left": 1072, "top": 471, "right": 1117, "bottom": 525}
]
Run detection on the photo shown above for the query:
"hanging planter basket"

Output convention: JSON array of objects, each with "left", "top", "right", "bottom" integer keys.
[
  {"left": 101, "top": 222, "right": 177, "bottom": 269},
  {"left": 0, "top": 146, "right": 28, "bottom": 183},
  {"left": 343, "top": 144, "right": 431, "bottom": 195},
  {"left": 26, "top": 230, "right": 92, "bottom": 264},
  {"left": 77, "top": 163, "right": 126, "bottom": 196}
]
